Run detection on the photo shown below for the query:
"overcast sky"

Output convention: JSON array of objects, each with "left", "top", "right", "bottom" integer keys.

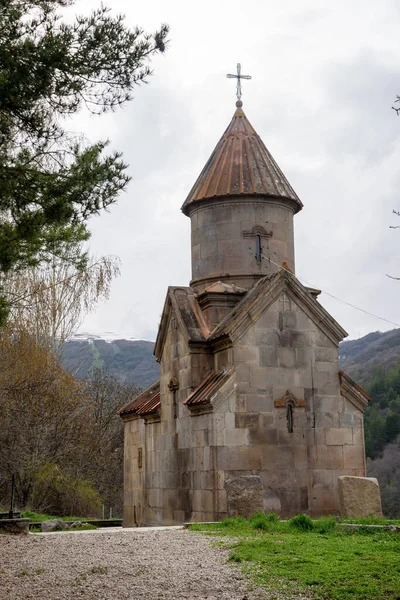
[{"left": 70, "top": 0, "right": 400, "bottom": 342}]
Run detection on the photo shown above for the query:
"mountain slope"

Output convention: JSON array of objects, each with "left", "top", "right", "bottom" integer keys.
[
  {"left": 61, "top": 337, "right": 159, "bottom": 389},
  {"left": 339, "top": 329, "right": 400, "bottom": 385}
]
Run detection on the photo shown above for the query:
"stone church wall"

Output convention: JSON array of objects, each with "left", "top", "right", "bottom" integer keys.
[
  {"left": 212, "top": 293, "right": 365, "bottom": 516},
  {"left": 123, "top": 291, "right": 366, "bottom": 525}
]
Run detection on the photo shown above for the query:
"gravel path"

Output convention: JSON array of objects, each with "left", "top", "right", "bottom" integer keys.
[{"left": 0, "top": 528, "right": 272, "bottom": 600}]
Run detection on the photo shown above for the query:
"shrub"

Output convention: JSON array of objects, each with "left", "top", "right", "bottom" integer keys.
[
  {"left": 289, "top": 513, "right": 314, "bottom": 532},
  {"left": 250, "top": 512, "right": 279, "bottom": 531},
  {"left": 314, "top": 517, "right": 337, "bottom": 534}
]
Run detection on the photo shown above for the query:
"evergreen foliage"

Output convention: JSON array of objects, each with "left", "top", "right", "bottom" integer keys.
[
  {"left": 364, "top": 363, "right": 400, "bottom": 458},
  {"left": 0, "top": 1, "right": 168, "bottom": 323}
]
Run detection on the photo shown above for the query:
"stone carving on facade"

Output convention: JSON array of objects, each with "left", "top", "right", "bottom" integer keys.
[
  {"left": 167, "top": 377, "right": 179, "bottom": 392},
  {"left": 274, "top": 390, "right": 306, "bottom": 408},
  {"left": 242, "top": 225, "right": 273, "bottom": 238}
]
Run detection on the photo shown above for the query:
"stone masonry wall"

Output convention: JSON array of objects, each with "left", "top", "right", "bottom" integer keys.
[
  {"left": 124, "top": 289, "right": 366, "bottom": 525},
  {"left": 190, "top": 198, "right": 295, "bottom": 293},
  {"left": 212, "top": 291, "right": 365, "bottom": 517}
]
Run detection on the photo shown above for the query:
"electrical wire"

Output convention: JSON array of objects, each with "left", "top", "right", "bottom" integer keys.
[{"left": 262, "top": 254, "right": 400, "bottom": 329}]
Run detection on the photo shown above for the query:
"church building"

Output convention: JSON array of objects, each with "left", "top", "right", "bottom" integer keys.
[{"left": 119, "top": 88, "right": 370, "bottom": 525}]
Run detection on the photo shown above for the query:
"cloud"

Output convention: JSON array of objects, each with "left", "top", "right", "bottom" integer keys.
[{"left": 76, "top": 0, "right": 400, "bottom": 341}]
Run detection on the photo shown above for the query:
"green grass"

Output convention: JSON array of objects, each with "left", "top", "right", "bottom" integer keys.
[
  {"left": 21, "top": 511, "right": 99, "bottom": 522},
  {"left": 189, "top": 514, "right": 400, "bottom": 600}
]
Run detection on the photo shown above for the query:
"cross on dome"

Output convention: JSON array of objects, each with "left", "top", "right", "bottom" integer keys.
[{"left": 226, "top": 63, "right": 251, "bottom": 105}]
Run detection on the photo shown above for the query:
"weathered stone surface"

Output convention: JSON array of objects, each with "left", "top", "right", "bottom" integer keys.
[
  {"left": 0, "top": 518, "right": 29, "bottom": 534},
  {"left": 338, "top": 476, "right": 383, "bottom": 519},
  {"left": 66, "top": 521, "right": 82, "bottom": 529},
  {"left": 225, "top": 475, "right": 264, "bottom": 518},
  {"left": 41, "top": 519, "right": 65, "bottom": 532}
]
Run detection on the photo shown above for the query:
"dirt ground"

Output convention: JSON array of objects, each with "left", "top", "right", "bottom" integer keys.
[{"left": 0, "top": 528, "right": 271, "bottom": 600}]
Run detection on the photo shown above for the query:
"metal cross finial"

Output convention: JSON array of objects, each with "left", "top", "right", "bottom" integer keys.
[{"left": 226, "top": 63, "right": 251, "bottom": 103}]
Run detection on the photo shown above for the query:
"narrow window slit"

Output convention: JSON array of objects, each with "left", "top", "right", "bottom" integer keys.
[{"left": 287, "top": 403, "right": 294, "bottom": 433}]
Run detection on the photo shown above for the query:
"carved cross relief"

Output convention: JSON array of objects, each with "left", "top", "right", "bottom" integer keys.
[
  {"left": 279, "top": 293, "right": 291, "bottom": 311},
  {"left": 242, "top": 225, "right": 273, "bottom": 263}
]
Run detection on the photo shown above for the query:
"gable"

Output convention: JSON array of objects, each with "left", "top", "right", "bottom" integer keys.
[
  {"left": 154, "top": 286, "right": 209, "bottom": 361},
  {"left": 209, "top": 269, "right": 348, "bottom": 348}
]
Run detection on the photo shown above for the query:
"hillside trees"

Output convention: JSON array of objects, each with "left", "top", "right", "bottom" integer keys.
[
  {"left": 364, "top": 363, "right": 400, "bottom": 459},
  {"left": 0, "top": 0, "right": 168, "bottom": 324},
  {"left": 0, "top": 329, "right": 139, "bottom": 515}
]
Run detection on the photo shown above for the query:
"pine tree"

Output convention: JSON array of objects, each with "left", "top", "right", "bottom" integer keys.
[{"left": 0, "top": 1, "right": 168, "bottom": 323}]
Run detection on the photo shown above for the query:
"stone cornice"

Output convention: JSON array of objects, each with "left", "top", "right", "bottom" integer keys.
[{"left": 339, "top": 370, "right": 371, "bottom": 412}]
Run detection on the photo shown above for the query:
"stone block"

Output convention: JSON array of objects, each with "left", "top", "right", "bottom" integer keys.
[
  {"left": 225, "top": 475, "right": 264, "bottom": 518},
  {"left": 293, "top": 445, "right": 308, "bottom": 469},
  {"left": 277, "top": 428, "right": 305, "bottom": 446},
  {"left": 256, "top": 311, "right": 280, "bottom": 330},
  {"left": 338, "top": 476, "right": 383, "bottom": 518},
  {"left": 352, "top": 426, "right": 364, "bottom": 446},
  {"left": 309, "top": 487, "right": 338, "bottom": 514},
  {"left": 314, "top": 347, "right": 338, "bottom": 363},
  {"left": 279, "top": 348, "right": 296, "bottom": 368},
  {"left": 249, "top": 366, "right": 269, "bottom": 391},
  {"left": 261, "top": 445, "right": 294, "bottom": 470},
  {"left": 260, "top": 469, "right": 291, "bottom": 488},
  {"left": 313, "top": 370, "right": 340, "bottom": 395},
  {"left": 343, "top": 445, "right": 365, "bottom": 470},
  {"left": 312, "top": 469, "right": 334, "bottom": 489},
  {"left": 224, "top": 427, "right": 249, "bottom": 446},
  {"left": 308, "top": 445, "right": 344, "bottom": 469},
  {"left": 201, "top": 470, "right": 214, "bottom": 490},
  {"left": 234, "top": 345, "right": 259, "bottom": 363},
  {"left": 200, "top": 241, "right": 218, "bottom": 259},
  {"left": 260, "top": 413, "right": 275, "bottom": 428},
  {"left": 235, "top": 412, "right": 260, "bottom": 429},
  {"left": 295, "top": 348, "right": 311, "bottom": 368},
  {"left": 281, "top": 311, "right": 297, "bottom": 329},
  {"left": 263, "top": 487, "right": 282, "bottom": 513},
  {"left": 256, "top": 329, "right": 280, "bottom": 347},
  {"left": 193, "top": 429, "right": 209, "bottom": 447},
  {"left": 314, "top": 395, "right": 343, "bottom": 413},
  {"left": 259, "top": 346, "right": 279, "bottom": 367},
  {"left": 325, "top": 427, "right": 353, "bottom": 446},
  {"left": 312, "top": 330, "right": 336, "bottom": 348},
  {"left": 246, "top": 394, "right": 273, "bottom": 413},
  {"left": 41, "top": 519, "right": 65, "bottom": 533},
  {"left": 249, "top": 427, "right": 277, "bottom": 445},
  {"left": 217, "top": 446, "right": 261, "bottom": 470},
  {"left": 192, "top": 489, "right": 214, "bottom": 513},
  {"left": 315, "top": 412, "right": 340, "bottom": 428}
]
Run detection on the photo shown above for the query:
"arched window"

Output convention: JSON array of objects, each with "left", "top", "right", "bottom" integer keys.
[
  {"left": 255, "top": 234, "right": 262, "bottom": 263},
  {"left": 286, "top": 403, "right": 294, "bottom": 433}
]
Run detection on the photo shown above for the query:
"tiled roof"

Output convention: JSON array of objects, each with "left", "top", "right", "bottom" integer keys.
[
  {"left": 339, "top": 370, "right": 371, "bottom": 403},
  {"left": 181, "top": 105, "right": 302, "bottom": 214},
  {"left": 118, "top": 380, "right": 160, "bottom": 417},
  {"left": 184, "top": 368, "right": 234, "bottom": 407}
]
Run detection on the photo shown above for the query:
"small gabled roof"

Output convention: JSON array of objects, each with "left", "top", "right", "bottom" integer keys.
[
  {"left": 181, "top": 104, "right": 303, "bottom": 215},
  {"left": 154, "top": 286, "right": 209, "bottom": 361},
  {"left": 184, "top": 368, "right": 234, "bottom": 407},
  {"left": 209, "top": 269, "right": 348, "bottom": 346},
  {"left": 118, "top": 381, "right": 160, "bottom": 417},
  {"left": 339, "top": 370, "right": 371, "bottom": 411}
]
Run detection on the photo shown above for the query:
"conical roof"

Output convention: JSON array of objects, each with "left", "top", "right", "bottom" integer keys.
[{"left": 181, "top": 103, "right": 303, "bottom": 215}]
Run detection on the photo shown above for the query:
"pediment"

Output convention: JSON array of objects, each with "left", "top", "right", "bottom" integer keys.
[
  {"left": 154, "top": 286, "right": 209, "bottom": 361},
  {"left": 209, "top": 269, "right": 348, "bottom": 347}
]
